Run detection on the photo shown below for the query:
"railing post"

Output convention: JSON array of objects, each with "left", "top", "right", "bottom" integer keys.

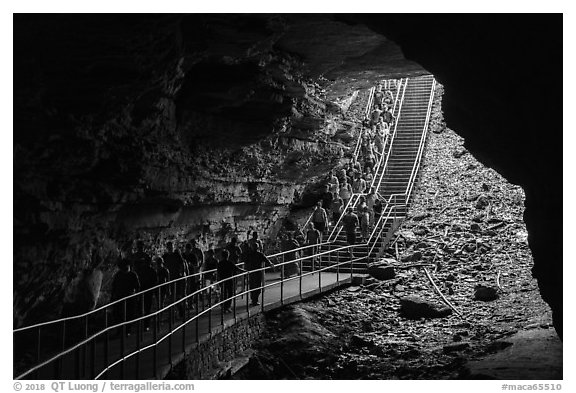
[
  {"left": 336, "top": 247, "right": 340, "bottom": 283},
  {"left": 136, "top": 295, "right": 142, "bottom": 379},
  {"left": 261, "top": 269, "right": 265, "bottom": 313},
  {"left": 280, "top": 259, "right": 284, "bottom": 306},
  {"left": 121, "top": 299, "right": 126, "bottom": 379},
  {"left": 318, "top": 259, "right": 321, "bottom": 293},
  {"left": 104, "top": 310, "right": 109, "bottom": 380},
  {"left": 350, "top": 251, "right": 354, "bottom": 281},
  {"left": 168, "top": 289, "right": 173, "bottom": 369},
  {"left": 233, "top": 276, "right": 237, "bottom": 323},
  {"left": 36, "top": 327, "right": 41, "bottom": 366},
  {"left": 299, "top": 259, "right": 303, "bottom": 299},
  {"left": 194, "top": 288, "right": 200, "bottom": 344},
  {"left": 154, "top": 288, "right": 159, "bottom": 379},
  {"left": 208, "top": 285, "right": 212, "bottom": 337},
  {"left": 61, "top": 320, "right": 66, "bottom": 379},
  {"left": 245, "top": 274, "right": 250, "bottom": 317}
]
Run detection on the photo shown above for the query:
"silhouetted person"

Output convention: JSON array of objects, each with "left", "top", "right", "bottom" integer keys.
[
  {"left": 154, "top": 256, "right": 170, "bottom": 307},
  {"left": 226, "top": 237, "right": 243, "bottom": 266},
  {"left": 131, "top": 240, "right": 156, "bottom": 329},
  {"left": 305, "top": 222, "right": 322, "bottom": 269},
  {"left": 226, "top": 236, "right": 245, "bottom": 296},
  {"left": 136, "top": 255, "right": 158, "bottom": 330},
  {"left": 320, "top": 185, "right": 333, "bottom": 216},
  {"left": 217, "top": 250, "right": 246, "bottom": 312},
  {"left": 162, "top": 242, "right": 188, "bottom": 318},
  {"left": 132, "top": 240, "right": 151, "bottom": 273},
  {"left": 342, "top": 208, "right": 359, "bottom": 258},
  {"left": 245, "top": 242, "right": 275, "bottom": 306},
  {"left": 111, "top": 256, "right": 140, "bottom": 335},
  {"left": 248, "top": 231, "right": 263, "bottom": 253},
  {"left": 311, "top": 200, "right": 329, "bottom": 235},
  {"left": 202, "top": 249, "right": 219, "bottom": 304},
  {"left": 191, "top": 239, "right": 205, "bottom": 269},
  {"left": 182, "top": 242, "right": 199, "bottom": 308},
  {"left": 373, "top": 198, "right": 383, "bottom": 223},
  {"left": 280, "top": 232, "right": 300, "bottom": 277}
]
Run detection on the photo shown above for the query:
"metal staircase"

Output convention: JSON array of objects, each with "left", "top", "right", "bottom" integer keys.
[{"left": 304, "top": 75, "right": 436, "bottom": 273}]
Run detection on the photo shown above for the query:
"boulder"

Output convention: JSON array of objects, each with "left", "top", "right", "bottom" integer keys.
[
  {"left": 399, "top": 295, "right": 452, "bottom": 319},
  {"left": 474, "top": 285, "right": 499, "bottom": 301},
  {"left": 453, "top": 149, "right": 468, "bottom": 158},
  {"left": 368, "top": 261, "right": 396, "bottom": 281},
  {"left": 412, "top": 212, "right": 430, "bottom": 221},
  {"left": 443, "top": 342, "right": 470, "bottom": 353},
  {"left": 401, "top": 251, "right": 422, "bottom": 262},
  {"left": 475, "top": 195, "right": 490, "bottom": 209}
]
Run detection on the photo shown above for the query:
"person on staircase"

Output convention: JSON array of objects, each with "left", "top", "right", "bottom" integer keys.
[
  {"left": 328, "top": 170, "right": 340, "bottom": 195},
  {"left": 366, "top": 191, "right": 377, "bottom": 227},
  {"left": 382, "top": 104, "right": 395, "bottom": 127},
  {"left": 370, "top": 104, "right": 383, "bottom": 127},
  {"left": 320, "top": 184, "right": 333, "bottom": 221},
  {"left": 352, "top": 174, "right": 367, "bottom": 194},
  {"left": 339, "top": 179, "right": 352, "bottom": 208},
  {"left": 365, "top": 167, "right": 374, "bottom": 187},
  {"left": 245, "top": 242, "right": 275, "bottom": 307},
  {"left": 359, "top": 205, "right": 370, "bottom": 243},
  {"left": 331, "top": 196, "right": 343, "bottom": 225},
  {"left": 341, "top": 208, "right": 360, "bottom": 259},
  {"left": 373, "top": 198, "right": 383, "bottom": 223},
  {"left": 311, "top": 200, "right": 329, "bottom": 236},
  {"left": 374, "top": 84, "right": 384, "bottom": 108}
]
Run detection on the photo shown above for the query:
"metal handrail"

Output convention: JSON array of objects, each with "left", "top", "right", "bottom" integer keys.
[
  {"left": 373, "top": 80, "right": 408, "bottom": 194},
  {"left": 14, "top": 78, "right": 429, "bottom": 380},
  {"left": 381, "top": 77, "right": 436, "bottom": 207},
  {"left": 329, "top": 79, "right": 408, "bottom": 242}
]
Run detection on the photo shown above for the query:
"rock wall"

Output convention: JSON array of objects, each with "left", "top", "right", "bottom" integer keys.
[
  {"left": 167, "top": 314, "right": 265, "bottom": 380},
  {"left": 14, "top": 14, "right": 562, "bottom": 337}
]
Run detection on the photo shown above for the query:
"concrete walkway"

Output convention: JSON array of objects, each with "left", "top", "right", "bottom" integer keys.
[{"left": 37, "top": 270, "right": 353, "bottom": 379}]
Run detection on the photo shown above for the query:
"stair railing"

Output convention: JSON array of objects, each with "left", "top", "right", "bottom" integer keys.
[{"left": 13, "top": 78, "right": 421, "bottom": 381}]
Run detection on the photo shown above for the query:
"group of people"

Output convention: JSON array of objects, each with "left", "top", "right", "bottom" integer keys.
[
  {"left": 108, "top": 80, "right": 399, "bottom": 332},
  {"left": 308, "top": 82, "right": 397, "bottom": 258},
  {"left": 110, "top": 231, "right": 276, "bottom": 333}
]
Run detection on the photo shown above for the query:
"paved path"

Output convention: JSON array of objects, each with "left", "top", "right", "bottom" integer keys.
[{"left": 34, "top": 270, "right": 353, "bottom": 379}]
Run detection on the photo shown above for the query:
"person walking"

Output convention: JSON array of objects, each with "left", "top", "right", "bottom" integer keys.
[
  {"left": 244, "top": 242, "right": 275, "bottom": 306},
  {"left": 311, "top": 200, "right": 329, "bottom": 235},
  {"left": 341, "top": 208, "right": 360, "bottom": 258},
  {"left": 305, "top": 222, "right": 322, "bottom": 270},
  {"left": 217, "top": 249, "right": 246, "bottom": 312},
  {"left": 339, "top": 180, "right": 353, "bottom": 209},
  {"left": 162, "top": 241, "right": 188, "bottom": 318},
  {"left": 154, "top": 256, "right": 170, "bottom": 308},
  {"left": 182, "top": 242, "right": 199, "bottom": 309},
  {"left": 111, "top": 256, "right": 140, "bottom": 335}
]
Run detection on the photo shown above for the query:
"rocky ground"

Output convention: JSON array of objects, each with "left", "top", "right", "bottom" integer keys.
[{"left": 232, "top": 84, "right": 557, "bottom": 380}]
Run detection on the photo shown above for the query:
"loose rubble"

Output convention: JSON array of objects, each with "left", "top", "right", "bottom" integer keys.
[{"left": 232, "top": 84, "right": 554, "bottom": 380}]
